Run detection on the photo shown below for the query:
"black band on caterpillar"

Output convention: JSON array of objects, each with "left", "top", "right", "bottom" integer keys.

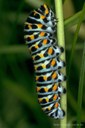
[{"left": 24, "top": 4, "right": 66, "bottom": 119}]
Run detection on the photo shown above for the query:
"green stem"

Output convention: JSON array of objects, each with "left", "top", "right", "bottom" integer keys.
[{"left": 55, "top": 0, "right": 67, "bottom": 127}]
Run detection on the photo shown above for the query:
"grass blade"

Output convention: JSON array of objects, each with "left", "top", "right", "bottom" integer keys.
[
  {"left": 77, "top": 42, "right": 85, "bottom": 128},
  {"left": 68, "top": 3, "right": 85, "bottom": 79},
  {"left": 64, "top": 11, "right": 85, "bottom": 28}
]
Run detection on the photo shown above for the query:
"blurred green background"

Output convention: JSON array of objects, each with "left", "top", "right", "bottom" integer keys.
[{"left": 0, "top": 0, "right": 85, "bottom": 128}]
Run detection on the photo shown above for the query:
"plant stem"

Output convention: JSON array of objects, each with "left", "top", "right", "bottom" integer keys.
[{"left": 55, "top": 0, "right": 67, "bottom": 128}]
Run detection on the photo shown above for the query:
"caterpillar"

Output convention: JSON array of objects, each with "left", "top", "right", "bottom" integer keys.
[{"left": 24, "top": 4, "right": 66, "bottom": 119}]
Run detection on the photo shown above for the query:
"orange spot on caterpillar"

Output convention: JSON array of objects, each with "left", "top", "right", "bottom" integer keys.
[
  {"left": 40, "top": 15, "right": 45, "bottom": 19},
  {"left": 38, "top": 24, "right": 43, "bottom": 28},
  {"left": 48, "top": 107, "right": 51, "bottom": 111},
  {"left": 42, "top": 64, "right": 46, "bottom": 69},
  {"left": 48, "top": 48, "right": 53, "bottom": 55},
  {"left": 43, "top": 76, "right": 47, "bottom": 81},
  {"left": 52, "top": 72, "right": 57, "bottom": 79},
  {"left": 46, "top": 97, "right": 49, "bottom": 102},
  {"left": 35, "top": 45, "right": 39, "bottom": 49},
  {"left": 40, "top": 32, "right": 45, "bottom": 37},
  {"left": 28, "top": 24, "right": 32, "bottom": 29},
  {"left": 36, "top": 76, "right": 39, "bottom": 81},
  {"left": 44, "top": 87, "right": 48, "bottom": 92},
  {"left": 30, "top": 35, "right": 34, "bottom": 40},
  {"left": 40, "top": 54, "right": 44, "bottom": 58},
  {"left": 55, "top": 103, "right": 59, "bottom": 108},
  {"left": 43, "top": 39, "right": 47, "bottom": 45},
  {"left": 53, "top": 84, "right": 58, "bottom": 91},
  {"left": 51, "top": 59, "right": 56, "bottom": 66},
  {"left": 53, "top": 94, "right": 58, "bottom": 100},
  {"left": 44, "top": 4, "right": 49, "bottom": 15},
  {"left": 36, "top": 87, "right": 40, "bottom": 92}
]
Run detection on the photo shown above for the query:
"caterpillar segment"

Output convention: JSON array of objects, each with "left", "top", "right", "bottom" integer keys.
[
  {"left": 36, "top": 83, "right": 66, "bottom": 96},
  {"left": 24, "top": 23, "right": 56, "bottom": 34},
  {"left": 24, "top": 4, "right": 66, "bottom": 119},
  {"left": 38, "top": 93, "right": 60, "bottom": 105},
  {"left": 35, "top": 70, "right": 66, "bottom": 84},
  {"left": 31, "top": 46, "right": 64, "bottom": 63},
  {"left": 26, "top": 4, "right": 57, "bottom": 27},
  {"left": 39, "top": 4, "right": 56, "bottom": 21},
  {"left": 24, "top": 31, "right": 53, "bottom": 44},
  {"left": 34, "top": 57, "right": 65, "bottom": 73},
  {"left": 27, "top": 39, "right": 56, "bottom": 54}
]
